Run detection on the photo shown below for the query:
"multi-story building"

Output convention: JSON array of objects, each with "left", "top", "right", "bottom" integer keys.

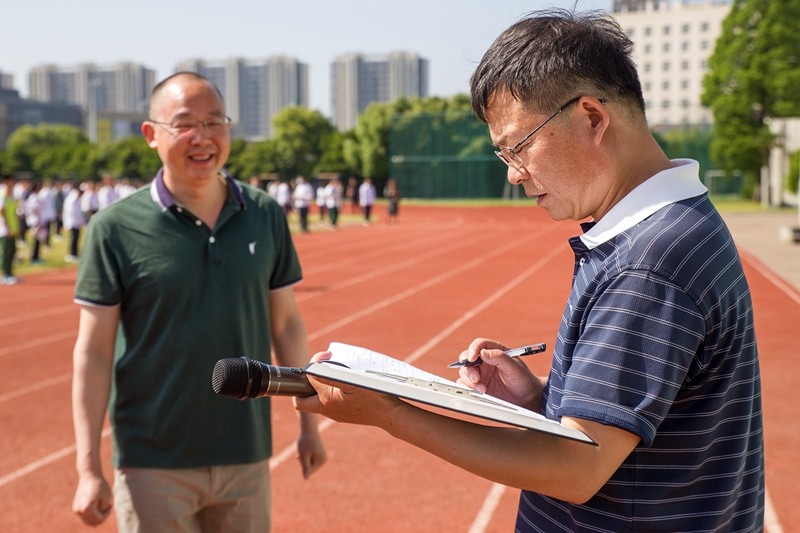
[
  {"left": 28, "top": 62, "right": 154, "bottom": 142},
  {"left": 0, "top": 71, "right": 13, "bottom": 90},
  {"left": 176, "top": 56, "right": 309, "bottom": 140},
  {"left": 331, "top": 51, "right": 429, "bottom": 131},
  {"left": 0, "top": 88, "right": 83, "bottom": 149},
  {"left": 613, "top": 0, "right": 731, "bottom": 130},
  {"left": 29, "top": 62, "right": 154, "bottom": 115}
]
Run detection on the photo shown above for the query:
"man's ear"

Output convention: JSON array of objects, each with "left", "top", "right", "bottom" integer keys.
[
  {"left": 580, "top": 97, "right": 609, "bottom": 145},
  {"left": 141, "top": 122, "right": 158, "bottom": 149}
]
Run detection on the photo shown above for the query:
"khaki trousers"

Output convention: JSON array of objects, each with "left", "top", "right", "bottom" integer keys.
[{"left": 113, "top": 459, "right": 271, "bottom": 533}]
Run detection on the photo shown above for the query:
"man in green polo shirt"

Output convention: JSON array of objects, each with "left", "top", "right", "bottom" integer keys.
[{"left": 71, "top": 72, "right": 327, "bottom": 531}]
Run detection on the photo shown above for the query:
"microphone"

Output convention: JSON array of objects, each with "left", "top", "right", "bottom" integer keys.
[{"left": 212, "top": 357, "right": 316, "bottom": 399}]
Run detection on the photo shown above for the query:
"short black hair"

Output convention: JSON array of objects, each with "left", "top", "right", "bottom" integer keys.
[{"left": 470, "top": 8, "right": 644, "bottom": 122}]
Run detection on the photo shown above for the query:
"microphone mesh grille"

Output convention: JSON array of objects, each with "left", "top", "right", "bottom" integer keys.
[{"left": 211, "top": 358, "right": 249, "bottom": 398}]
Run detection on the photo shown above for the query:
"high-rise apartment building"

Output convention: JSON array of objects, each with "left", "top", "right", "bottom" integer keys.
[
  {"left": 613, "top": 0, "right": 731, "bottom": 130},
  {"left": 176, "top": 56, "right": 308, "bottom": 140},
  {"left": 0, "top": 71, "right": 13, "bottom": 90},
  {"left": 331, "top": 51, "right": 429, "bottom": 131},
  {"left": 29, "top": 62, "right": 155, "bottom": 115}
]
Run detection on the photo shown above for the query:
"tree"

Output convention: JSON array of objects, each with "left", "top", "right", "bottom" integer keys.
[
  {"left": 224, "top": 138, "right": 254, "bottom": 180},
  {"left": 271, "top": 107, "right": 336, "bottom": 179},
  {"left": 350, "top": 101, "right": 397, "bottom": 178},
  {"left": 231, "top": 139, "right": 279, "bottom": 180},
  {"left": 5, "top": 124, "right": 93, "bottom": 178},
  {"left": 103, "top": 136, "right": 161, "bottom": 179},
  {"left": 702, "top": 0, "right": 800, "bottom": 197}
]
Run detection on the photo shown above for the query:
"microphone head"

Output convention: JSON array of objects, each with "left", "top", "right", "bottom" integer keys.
[{"left": 212, "top": 357, "right": 260, "bottom": 399}]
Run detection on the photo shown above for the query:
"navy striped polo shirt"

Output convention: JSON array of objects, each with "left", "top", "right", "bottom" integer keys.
[{"left": 517, "top": 160, "right": 764, "bottom": 532}]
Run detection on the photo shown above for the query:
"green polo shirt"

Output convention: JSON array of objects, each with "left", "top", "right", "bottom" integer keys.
[{"left": 75, "top": 169, "right": 302, "bottom": 468}]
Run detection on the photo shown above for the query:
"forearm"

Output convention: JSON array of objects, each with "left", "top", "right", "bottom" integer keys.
[
  {"left": 269, "top": 294, "right": 320, "bottom": 432},
  {"left": 72, "top": 350, "right": 113, "bottom": 476},
  {"left": 272, "top": 325, "right": 320, "bottom": 431},
  {"left": 378, "top": 400, "right": 629, "bottom": 504},
  {"left": 71, "top": 305, "right": 118, "bottom": 478}
]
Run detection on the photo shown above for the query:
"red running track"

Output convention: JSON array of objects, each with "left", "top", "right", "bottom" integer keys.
[{"left": 0, "top": 205, "right": 796, "bottom": 532}]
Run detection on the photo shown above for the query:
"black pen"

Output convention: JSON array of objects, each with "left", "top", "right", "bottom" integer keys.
[{"left": 447, "top": 343, "right": 546, "bottom": 368}]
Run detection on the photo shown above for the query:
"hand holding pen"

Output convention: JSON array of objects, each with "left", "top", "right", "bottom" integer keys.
[{"left": 447, "top": 342, "right": 546, "bottom": 368}]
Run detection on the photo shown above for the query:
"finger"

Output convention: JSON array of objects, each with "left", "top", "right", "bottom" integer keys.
[
  {"left": 310, "top": 351, "right": 333, "bottom": 363},
  {"left": 294, "top": 394, "right": 322, "bottom": 413},
  {"left": 77, "top": 501, "right": 111, "bottom": 526}
]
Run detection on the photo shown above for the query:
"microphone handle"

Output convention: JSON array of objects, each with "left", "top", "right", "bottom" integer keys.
[{"left": 262, "top": 365, "right": 316, "bottom": 397}]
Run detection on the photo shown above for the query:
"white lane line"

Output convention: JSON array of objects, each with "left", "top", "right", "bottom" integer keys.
[
  {"left": 0, "top": 428, "right": 111, "bottom": 489},
  {"left": 765, "top": 486, "right": 784, "bottom": 533},
  {"left": 469, "top": 483, "right": 507, "bottom": 533},
  {"left": 0, "top": 373, "right": 71, "bottom": 404}
]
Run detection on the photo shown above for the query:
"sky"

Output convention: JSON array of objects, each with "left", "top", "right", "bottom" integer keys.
[{"left": 2, "top": 0, "right": 612, "bottom": 118}]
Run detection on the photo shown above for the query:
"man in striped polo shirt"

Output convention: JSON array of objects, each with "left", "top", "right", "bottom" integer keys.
[{"left": 297, "top": 8, "right": 764, "bottom": 532}]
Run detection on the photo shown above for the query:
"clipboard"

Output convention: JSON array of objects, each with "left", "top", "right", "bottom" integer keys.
[{"left": 304, "top": 342, "right": 596, "bottom": 446}]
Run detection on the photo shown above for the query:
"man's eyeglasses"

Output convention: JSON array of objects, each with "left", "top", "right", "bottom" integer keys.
[
  {"left": 494, "top": 96, "right": 606, "bottom": 171},
  {"left": 148, "top": 116, "right": 232, "bottom": 137}
]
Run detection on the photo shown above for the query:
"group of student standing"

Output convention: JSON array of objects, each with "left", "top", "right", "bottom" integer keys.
[
  {"left": 260, "top": 175, "right": 397, "bottom": 232},
  {"left": 0, "top": 175, "right": 138, "bottom": 284}
]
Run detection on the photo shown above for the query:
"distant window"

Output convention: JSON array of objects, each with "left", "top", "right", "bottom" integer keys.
[
  {"left": 644, "top": 44, "right": 652, "bottom": 53},
  {"left": 644, "top": 62, "right": 652, "bottom": 72},
  {"left": 701, "top": 22, "right": 710, "bottom": 32},
  {"left": 663, "top": 81, "right": 670, "bottom": 90},
  {"left": 663, "top": 25, "right": 671, "bottom": 35},
  {"left": 682, "top": 61, "right": 690, "bottom": 70},
  {"left": 663, "top": 62, "right": 671, "bottom": 71},
  {"left": 662, "top": 100, "right": 670, "bottom": 109},
  {"left": 701, "top": 40, "right": 709, "bottom": 50},
  {"left": 682, "top": 23, "right": 691, "bottom": 34},
  {"left": 644, "top": 26, "right": 652, "bottom": 36},
  {"left": 682, "top": 41, "right": 690, "bottom": 51},
  {"left": 663, "top": 43, "right": 671, "bottom": 52},
  {"left": 681, "top": 79, "right": 689, "bottom": 89}
]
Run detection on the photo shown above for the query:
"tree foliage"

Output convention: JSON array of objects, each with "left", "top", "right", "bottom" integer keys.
[
  {"left": 5, "top": 124, "right": 94, "bottom": 179},
  {"left": 270, "top": 107, "right": 337, "bottom": 179},
  {"left": 101, "top": 136, "right": 161, "bottom": 179},
  {"left": 702, "top": 0, "right": 800, "bottom": 192},
  {"left": 0, "top": 94, "right": 489, "bottom": 184}
]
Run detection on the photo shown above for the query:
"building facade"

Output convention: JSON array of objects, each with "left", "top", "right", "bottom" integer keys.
[
  {"left": 28, "top": 62, "right": 154, "bottom": 142},
  {"left": 613, "top": 0, "right": 731, "bottom": 130},
  {"left": 0, "top": 88, "right": 83, "bottom": 149},
  {"left": 177, "top": 56, "right": 309, "bottom": 140},
  {"left": 0, "top": 71, "right": 13, "bottom": 91},
  {"left": 331, "top": 51, "right": 429, "bottom": 131},
  {"left": 29, "top": 62, "right": 154, "bottom": 115}
]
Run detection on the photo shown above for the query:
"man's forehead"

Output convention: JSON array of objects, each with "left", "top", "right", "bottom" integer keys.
[
  {"left": 485, "top": 92, "right": 531, "bottom": 144},
  {"left": 151, "top": 78, "right": 224, "bottom": 116}
]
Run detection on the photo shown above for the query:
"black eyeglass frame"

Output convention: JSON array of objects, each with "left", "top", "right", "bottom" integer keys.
[{"left": 493, "top": 96, "right": 607, "bottom": 170}]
